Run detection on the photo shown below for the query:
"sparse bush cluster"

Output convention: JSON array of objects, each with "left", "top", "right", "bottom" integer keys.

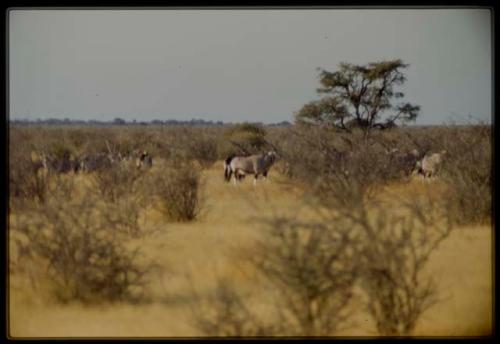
[
  {"left": 219, "top": 123, "right": 269, "bottom": 157},
  {"left": 353, "top": 196, "right": 453, "bottom": 336},
  {"left": 267, "top": 126, "right": 407, "bottom": 208},
  {"left": 191, "top": 278, "right": 277, "bottom": 337},
  {"left": 184, "top": 122, "right": 490, "bottom": 337},
  {"left": 251, "top": 217, "right": 358, "bottom": 336},
  {"left": 193, "top": 193, "right": 454, "bottom": 337},
  {"left": 11, "top": 193, "right": 153, "bottom": 303},
  {"left": 150, "top": 162, "right": 203, "bottom": 222},
  {"left": 9, "top": 125, "right": 209, "bottom": 304},
  {"left": 159, "top": 127, "right": 220, "bottom": 167},
  {"left": 269, "top": 123, "right": 491, "bottom": 225},
  {"left": 9, "top": 122, "right": 491, "bottom": 331},
  {"left": 188, "top": 154, "right": 456, "bottom": 336},
  {"left": 93, "top": 162, "right": 144, "bottom": 203},
  {"left": 9, "top": 150, "right": 47, "bottom": 206},
  {"left": 439, "top": 125, "right": 491, "bottom": 225}
]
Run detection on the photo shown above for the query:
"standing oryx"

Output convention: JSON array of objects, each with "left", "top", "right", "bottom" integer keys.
[
  {"left": 224, "top": 151, "right": 277, "bottom": 186},
  {"left": 417, "top": 150, "right": 447, "bottom": 178}
]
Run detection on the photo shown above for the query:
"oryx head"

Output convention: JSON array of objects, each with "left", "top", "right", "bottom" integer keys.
[{"left": 266, "top": 151, "right": 277, "bottom": 164}]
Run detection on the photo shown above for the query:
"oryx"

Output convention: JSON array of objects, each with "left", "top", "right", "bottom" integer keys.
[{"left": 224, "top": 151, "right": 277, "bottom": 186}]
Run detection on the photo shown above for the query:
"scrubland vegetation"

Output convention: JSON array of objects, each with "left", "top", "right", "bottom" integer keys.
[{"left": 8, "top": 122, "right": 492, "bottom": 337}]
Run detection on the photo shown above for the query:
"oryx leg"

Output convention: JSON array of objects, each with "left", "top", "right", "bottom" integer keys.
[
  {"left": 423, "top": 171, "right": 432, "bottom": 182},
  {"left": 233, "top": 169, "right": 239, "bottom": 185}
]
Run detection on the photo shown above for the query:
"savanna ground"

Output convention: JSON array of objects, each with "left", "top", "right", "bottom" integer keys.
[{"left": 8, "top": 124, "right": 492, "bottom": 337}]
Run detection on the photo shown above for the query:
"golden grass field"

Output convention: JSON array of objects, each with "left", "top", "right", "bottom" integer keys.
[{"left": 9, "top": 161, "right": 493, "bottom": 338}]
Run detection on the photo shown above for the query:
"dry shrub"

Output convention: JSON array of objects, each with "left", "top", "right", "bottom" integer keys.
[
  {"left": 102, "top": 197, "right": 148, "bottom": 238},
  {"left": 220, "top": 145, "right": 453, "bottom": 337},
  {"left": 92, "top": 163, "right": 155, "bottom": 237},
  {"left": 251, "top": 217, "right": 358, "bottom": 336},
  {"left": 76, "top": 129, "right": 119, "bottom": 157},
  {"left": 9, "top": 129, "right": 48, "bottom": 206},
  {"left": 190, "top": 278, "right": 276, "bottom": 337},
  {"left": 150, "top": 162, "right": 203, "bottom": 222},
  {"left": 253, "top": 195, "right": 451, "bottom": 337},
  {"left": 47, "top": 140, "right": 78, "bottom": 160},
  {"left": 263, "top": 124, "right": 472, "bottom": 335},
  {"left": 404, "top": 126, "right": 448, "bottom": 155},
  {"left": 319, "top": 142, "right": 388, "bottom": 207},
  {"left": 271, "top": 124, "right": 482, "bottom": 217},
  {"left": 10, "top": 192, "right": 153, "bottom": 303},
  {"left": 155, "top": 127, "right": 219, "bottom": 167},
  {"left": 61, "top": 127, "right": 91, "bottom": 152},
  {"left": 193, "top": 195, "right": 451, "bottom": 337},
  {"left": 317, "top": 188, "right": 453, "bottom": 336},
  {"left": 219, "top": 123, "right": 268, "bottom": 157},
  {"left": 278, "top": 127, "right": 401, "bottom": 208},
  {"left": 440, "top": 125, "right": 491, "bottom": 225},
  {"left": 187, "top": 132, "right": 219, "bottom": 168},
  {"left": 270, "top": 125, "right": 345, "bottom": 180},
  {"left": 92, "top": 162, "right": 144, "bottom": 203},
  {"left": 9, "top": 152, "right": 48, "bottom": 207},
  {"left": 268, "top": 124, "right": 457, "bottom": 186},
  {"left": 125, "top": 127, "right": 162, "bottom": 156},
  {"left": 190, "top": 214, "right": 358, "bottom": 337},
  {"left": 360, "top": 203, "right": 451, "bottom": 335}
]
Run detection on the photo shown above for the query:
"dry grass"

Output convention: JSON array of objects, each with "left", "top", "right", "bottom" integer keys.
[
  {"left": 9, "top": 162, "right": 492, "bottom": 338},
  {"left": 9, "top": 124, "right": 492, "bottom": 338}
]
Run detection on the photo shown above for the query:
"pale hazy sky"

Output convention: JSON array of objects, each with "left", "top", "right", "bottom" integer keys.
[{"left": 9, "top": 8, "right": 492, "bottom": 124}]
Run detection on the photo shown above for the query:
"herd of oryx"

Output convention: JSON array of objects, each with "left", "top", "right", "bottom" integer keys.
[
  {"left": 32, "top": 142, "right": 154, "bottom": 175},
  {"left": 31, "top": 139, "right": 447, "bottom": 185},
  {"left": 222, "top": 148, "right": 447, "bottom": 185}
]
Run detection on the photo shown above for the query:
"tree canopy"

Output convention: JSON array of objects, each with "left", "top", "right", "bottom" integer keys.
[
  {"left": 295, "top": 60, "right": 420, "bottom": 131},
  {"left": 223, "top": 122, "right": 268, "bottom": 155}
]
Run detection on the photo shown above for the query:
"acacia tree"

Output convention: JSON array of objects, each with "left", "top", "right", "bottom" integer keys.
[{"left": 295, "top": 60, "right": 420, "bottom": 131}]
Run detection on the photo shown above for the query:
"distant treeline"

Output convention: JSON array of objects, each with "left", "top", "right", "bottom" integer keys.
[{"left": 9, "top": 117, "right": 292, "bottom": 127}]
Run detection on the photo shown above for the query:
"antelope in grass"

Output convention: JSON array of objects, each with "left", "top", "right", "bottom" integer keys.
[{"left": 224, "top": 151, "right": 277, "bottom": 186}]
